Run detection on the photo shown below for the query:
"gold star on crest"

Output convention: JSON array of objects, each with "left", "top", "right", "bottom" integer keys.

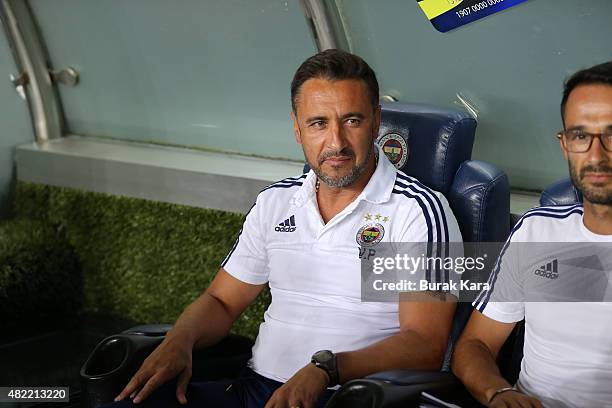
[
  {"left": 383, "top": 216, "right": 390, "bottom": 223},
  {"left": 365, "top": 213, "right": 372, "bottom": 221},
  {"left": 375, "top": 214, "right": 382, "bottom": 221}
]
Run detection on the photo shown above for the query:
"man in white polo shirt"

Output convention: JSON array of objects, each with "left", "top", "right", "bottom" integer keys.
[
  {"left": 453, "top": 61, "right": 612, "bottom": 408},
  {"left": 113, "top": 50, "right": 461, "bottom": 408}
]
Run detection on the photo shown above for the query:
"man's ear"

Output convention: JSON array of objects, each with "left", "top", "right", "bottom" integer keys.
[{"left": 292, "top": 111, "right": 302, "bottom": 144}]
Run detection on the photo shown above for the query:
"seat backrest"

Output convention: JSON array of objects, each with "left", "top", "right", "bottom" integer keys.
[
  {"left": 378, "top": 102, "right": 476, "bottom": 196},
  {"left": 539, "top": 177, "right": 582, "bottom": 206}
]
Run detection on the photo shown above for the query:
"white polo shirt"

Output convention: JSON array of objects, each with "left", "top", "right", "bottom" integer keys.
[
  {"left": 474, "top": 204, "right": 612, "bottom": 408},
  {"left": 222, "top": 147, "right": 462, "bottom": 382}
]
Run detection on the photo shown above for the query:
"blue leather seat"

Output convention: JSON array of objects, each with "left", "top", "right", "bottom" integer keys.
[{"left": 81, "top": 102, "right": 511, "bottom": 408}]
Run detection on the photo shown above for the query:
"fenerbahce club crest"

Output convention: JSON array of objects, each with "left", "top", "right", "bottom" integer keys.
[
  {"left": 357, "top": 223, "right": 385, "bottom": 247},
  {"left": 377, "top": 133, "right": 408, "bottom": 169},
  {"left": 357, "top": 213, "right": 390, "bottom": 247}
]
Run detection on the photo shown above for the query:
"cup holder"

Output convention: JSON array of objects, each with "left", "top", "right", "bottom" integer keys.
[
  {"left": 82, "top": 337, "right": 129, "bottom": 377},
  {"left": 80, "top": 334, "right": 164, "bottom": 408}
]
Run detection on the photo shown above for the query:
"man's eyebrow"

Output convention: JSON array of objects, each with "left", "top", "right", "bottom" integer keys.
[
  {"left": 305, "top": 116, "right": 328, "bottom": 124},
  {"left": 565, "top": 125, "right": 586, "bottom": 131},
  {"left": 342, "top": 112, "right": 366, "bottom": 120}
]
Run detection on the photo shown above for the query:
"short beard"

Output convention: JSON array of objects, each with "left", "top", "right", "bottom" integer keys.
[
  {"left": 569, "top": 160, "right": 612, "bottom": 205},
  {"left": 312, "top": 145, "right": 374, "bottom": 188}
]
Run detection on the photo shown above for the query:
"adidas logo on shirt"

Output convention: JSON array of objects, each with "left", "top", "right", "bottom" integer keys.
[
  {"left": 534, "top": 259, "right": 559, "bottom": 280},
  {"left": 275, "top": 215, "right": 296, "bottom": 232}
]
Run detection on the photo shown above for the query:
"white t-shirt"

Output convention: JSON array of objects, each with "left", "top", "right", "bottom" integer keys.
[
  {"left": 222, "top": 148, "right": 462, "bottom": 382},
  {"left": 474, "top": 204, "right": 612, "bottom": 408}
]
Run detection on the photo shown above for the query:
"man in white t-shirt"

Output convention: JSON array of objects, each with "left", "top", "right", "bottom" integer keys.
[
  {"left": 112, "top": 50, "right": 461, "bottom": 408},
  {"left": 453, "top": 61, "right": 612, "bottom": 408}
]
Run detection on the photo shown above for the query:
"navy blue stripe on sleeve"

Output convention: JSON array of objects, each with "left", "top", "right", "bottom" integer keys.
[
  {"left": 392, "top": 187, "right": 436, "bottom": 283},
  {"left": 395, "top": 173, "right": 450, "bottom": 284}
]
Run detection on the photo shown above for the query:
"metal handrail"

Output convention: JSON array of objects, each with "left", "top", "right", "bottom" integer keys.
[
  {"left": 0, "top": 0, "right": 64, "bottom": 142},
  {"left": 300, "top": 0, "right": 349, "bottom": 51}
]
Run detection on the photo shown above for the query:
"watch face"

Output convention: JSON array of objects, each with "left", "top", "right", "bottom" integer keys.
[{"left": 313, "top": 350, "right": 333, "bottom": 364}]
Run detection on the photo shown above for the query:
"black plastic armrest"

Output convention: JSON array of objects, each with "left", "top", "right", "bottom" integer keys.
[
  {"left": 122, "top": 323, "right": 174, "bottom": 336},
  {"left": 365, "top": 369, "right": 457, "bottom": 386},
  {"left": 80, "top": 324, "right": 254, "bottom": 408},
  {"left": 325, "top": 370, "right": 476, "bottom": 408}
]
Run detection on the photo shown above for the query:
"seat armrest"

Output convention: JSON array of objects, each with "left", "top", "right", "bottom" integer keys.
[
  {"left": 449, "top": 160, "right": 510, "bottom": 243},
  {"left": 80, "top": 333, "right": 164, "bottom": 408},
  {"left": 365, "top": 369, "right": 456, "bottom": 385},
  {"left": 80, "top": 326, "right": 253, "bottom": 408},
  {"left": 325, "top": 370, "right": 480, "bottom": 408},
  {"left": 122, "top": 323, "right": 174, "bottom": 336},
  {"left": 325, "top": 379, "right": 423, "bottom": 408}
]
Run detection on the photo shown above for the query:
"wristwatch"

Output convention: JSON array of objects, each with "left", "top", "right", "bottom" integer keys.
[{"left": 311, "top": 350, "right": 339, "bottom": 386}]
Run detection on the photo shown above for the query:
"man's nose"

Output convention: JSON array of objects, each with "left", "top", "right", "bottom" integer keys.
[{"left": 327, "top": 120, "right": 348, "bottom": 150}]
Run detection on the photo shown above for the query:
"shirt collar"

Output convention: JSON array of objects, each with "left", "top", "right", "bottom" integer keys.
[
  {"left": 360, "top": 144, "right": 397, "bottom": 204},
  {"left": 291, "top": 144, "right": 397, "bottom": 207}
]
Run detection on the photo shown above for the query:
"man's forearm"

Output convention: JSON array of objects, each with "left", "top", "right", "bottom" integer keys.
[
  {"left": 452, "top": 339, "right": 512, "bottom": 405},
  {"left": 166, "top": 291, "right": 235, "bottom": 350},
  {"left": 336, "top": 330, "right": 446, "bottom": 384}
]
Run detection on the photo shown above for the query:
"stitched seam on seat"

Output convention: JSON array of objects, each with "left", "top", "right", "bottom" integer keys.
[
  {"left": 540, "top": 191, "right": 554, "bottom": 206},
  {"left": 478, "top": 172, "right": 506, "bottom": 242},
  {"left": 443, "top": 117, "right": 476, "bottom": 188},
  {"left": 441, "top": 121, "right": 456, "bottom": 188}
]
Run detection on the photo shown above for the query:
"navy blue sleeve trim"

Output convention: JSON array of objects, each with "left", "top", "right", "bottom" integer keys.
[
  {"left": 395, "top": 173, "right": 450, "bottom": 284},
  {"left": 259, "top": 174, "right": 306, "bottom": 193},
  {"left": 392, "top": 187, "right": 440, "bottom": 283},
  {"left": 397, "top": 173, "right": 450, "bottom": 245}
]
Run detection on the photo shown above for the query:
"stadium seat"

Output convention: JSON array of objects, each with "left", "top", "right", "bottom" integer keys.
[{"left": 81, "top": 102, "right": 510, "bottom": 408}]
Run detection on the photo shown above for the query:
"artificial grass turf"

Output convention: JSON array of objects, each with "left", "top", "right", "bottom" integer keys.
[
  {"left": 11, "top": 182, "right": 270, "bottom": 339},
  {"left": 0, "top": 218, "right": 81, "bottom": 334}
]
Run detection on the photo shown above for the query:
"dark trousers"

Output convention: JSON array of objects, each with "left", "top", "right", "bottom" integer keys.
[{"left": 101, "top": 368, "right": 334, "bottom": 408}]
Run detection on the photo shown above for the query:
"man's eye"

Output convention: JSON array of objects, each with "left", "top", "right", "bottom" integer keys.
[
  {"left": 568, "top": 130, "right": 587, "bottom": 140},
  {"left": 310, "top": 121, "right": 326, "bottom": 128},
  {"left": 346, "top": 118, "right": 361, "bottom": 126}
]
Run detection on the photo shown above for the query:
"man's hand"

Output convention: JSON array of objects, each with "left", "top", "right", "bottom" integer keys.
[
  {"left": 114, "top": 331, "right": 193, "bottom": 405},
  {"left": 264, "top": 363, "right": 329, "bottom": 408},
  {"left": 488, "top": 390, "right": 543, "bottom": 408}
]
